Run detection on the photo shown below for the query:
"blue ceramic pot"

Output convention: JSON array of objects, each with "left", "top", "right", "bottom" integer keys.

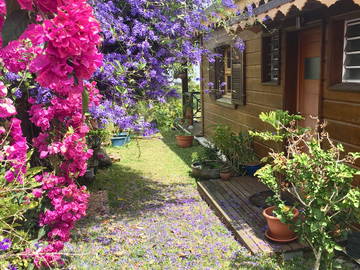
[{"left": 244, "top": 163, "right": 263, "bottom": 177}]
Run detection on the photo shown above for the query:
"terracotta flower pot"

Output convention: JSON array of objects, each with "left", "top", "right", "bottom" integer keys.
[
  {"left": 220, "top": 171, "right": 232, "bottom": 181},
  {"left": 263, "top": 206, "right": 299, "bottom": 242},
  {"left": 176, "top": 135, "right": 194, "bottom": 148}
]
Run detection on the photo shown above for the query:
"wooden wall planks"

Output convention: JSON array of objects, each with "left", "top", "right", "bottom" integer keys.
[{"left": 202, "top": 30, "right": 283, "bottom": 158}]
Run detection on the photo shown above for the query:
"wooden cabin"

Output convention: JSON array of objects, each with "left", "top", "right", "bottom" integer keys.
[{"left": 200, "top": 0, "right": 360, "bottom": 175}]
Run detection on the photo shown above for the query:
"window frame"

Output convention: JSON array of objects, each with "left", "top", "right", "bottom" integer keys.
[
  {"left": 261, "top": 30, "right": 281, "bottom": 85},
  {"left": 342, "top": 18, "right": 360, "bottom": 83},
  {"left": 208, "top": 42, "right": 245, "bottom": 107}
]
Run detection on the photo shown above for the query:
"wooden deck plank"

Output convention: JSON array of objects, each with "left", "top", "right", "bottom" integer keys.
[
  {"left": 215, "top": 180, "right": 298, "bottom": 253},
  {"left": 197, "top": 177, "right": 307, "bottom": 255},
  {"left": 199, "top": 181, "right": 267, "bottom": 253},
  {"left": 210, "top": 180, "right": 275, "bottom": 253},
  {"left": 220, "top": 180, "right": 296, "bottom": 252},
  {"left": 227, "top": 178, "right": 305, "bottom": 251},
  {"left": 216, "top": 181, "right": 281, "bottom": 249}
]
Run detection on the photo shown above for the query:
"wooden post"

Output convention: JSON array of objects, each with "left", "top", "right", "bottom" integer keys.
[{"left": 181, "top": 68, "right": 189, "bottom": 119}]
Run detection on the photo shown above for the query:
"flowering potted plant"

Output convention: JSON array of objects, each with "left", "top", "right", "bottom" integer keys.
[
  {"left": 250, "top": 111, "right": 306, "bottom": 242},
  {"left": 252, "top": 110, "right": 360, "bottom": 270}
]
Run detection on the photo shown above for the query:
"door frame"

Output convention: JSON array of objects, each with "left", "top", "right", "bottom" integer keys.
[{"left": 283, "top": 21, "right": 325, "bottom": 121}]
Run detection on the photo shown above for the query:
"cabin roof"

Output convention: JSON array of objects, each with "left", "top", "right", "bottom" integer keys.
[{"left": 229, "top": 0, "right": 360, "bottom": 29}]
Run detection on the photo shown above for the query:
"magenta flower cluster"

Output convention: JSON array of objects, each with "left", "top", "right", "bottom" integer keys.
[
  {"left": 0, "top": 0, "right": 102, "bottom": 267},
  {"left": 0, "top": 83, "right": 28, "bottom": 184}
]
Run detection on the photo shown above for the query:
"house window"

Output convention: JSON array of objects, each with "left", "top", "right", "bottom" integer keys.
[
  {"left": 223, "top": 47, "right": 232, "bottom": 97},
  {"left": 208, "top": 44, "right": 245, "bottom": 105},
  {"left": 262, "top": 31, "right": 280, "bottom": 83},
  {"left": 343, "top": 19, "right": 360, "bottom": 83}
]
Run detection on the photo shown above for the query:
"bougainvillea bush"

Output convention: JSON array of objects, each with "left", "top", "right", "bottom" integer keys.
[{"left": 0, "top": 0, "right": 103, "bottom": 267}]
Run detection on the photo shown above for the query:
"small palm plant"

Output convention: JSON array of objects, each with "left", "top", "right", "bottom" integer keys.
[{"left": 251, "top": 110, "right": 360, "bottom": 270}]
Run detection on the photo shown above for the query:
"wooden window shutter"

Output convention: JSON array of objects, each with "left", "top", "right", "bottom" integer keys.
[{"left": 231, "top": 46, "right": 245, "bottom": 105}]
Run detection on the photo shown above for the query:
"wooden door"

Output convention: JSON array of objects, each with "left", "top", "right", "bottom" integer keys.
[{"left": 297, "top": 27, "right": 322, "bottom": 128}]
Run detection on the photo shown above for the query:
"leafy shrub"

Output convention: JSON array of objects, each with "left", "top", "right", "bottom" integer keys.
[
  {"left": 191, "top": 146, "right": 219, "bottom": 164},
  {"left": 0, "top": 156, "right": 43, "bottom": 269},
  {"left": 211, "top": 125, "right": 258, "bottom": 173},
  {"left": 251, "top": 110, "right": 360, "bottom": 270},
  {"left": 151, "top": 98, "right": 182, "bottom": 131}
]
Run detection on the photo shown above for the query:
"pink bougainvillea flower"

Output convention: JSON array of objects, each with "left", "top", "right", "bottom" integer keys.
[
  {"left": 10, "top": 0, "right": 102, "bottom": 266},
  {"left": 17, "top": 0, "right": 33, "bottom": 10},
  {"left": 0, "top": 24, "right": 45, "bottom": 73},
  {"left": 0, "top": 81, "right": 7, "bottom": 97},
  {"left": 4, "top": 171, "right": 15, "bottom": 182},
  {"left": 32, "top": 188, "right": 43, "bottom": 198},
  {"left": 3, "top": 118, "right": 28, "bottom": 183},
  {"left": 0, "top": 98, "right": 16, "bottom": 118},
  {"left": 0, "top": 0, "right": 5, "bottom": 46}
]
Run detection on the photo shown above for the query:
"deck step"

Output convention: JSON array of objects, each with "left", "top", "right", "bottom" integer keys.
[{"left": 197, "top": 176, "right": 306, "bottom": 255}]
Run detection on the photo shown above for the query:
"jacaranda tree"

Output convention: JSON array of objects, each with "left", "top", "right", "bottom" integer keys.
[{"left": 88, "top": 0, "right": 213, "bottom": 134}]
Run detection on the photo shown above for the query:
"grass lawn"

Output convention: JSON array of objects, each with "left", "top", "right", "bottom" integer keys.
[{"left": 63, "top": 131, "right": 357, "bottom": 270}]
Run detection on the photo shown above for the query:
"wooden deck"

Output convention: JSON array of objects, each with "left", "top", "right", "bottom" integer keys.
[{"left": 197, "top": 176, "right": 306, "bottom": 255}]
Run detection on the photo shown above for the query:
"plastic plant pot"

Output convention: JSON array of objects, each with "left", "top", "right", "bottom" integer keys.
[
  {"left": 244, "top": 163, "right": 263, "bottom": 176},
  {"left": 111, "top": 133, "right": 131, "bottom": 147}
]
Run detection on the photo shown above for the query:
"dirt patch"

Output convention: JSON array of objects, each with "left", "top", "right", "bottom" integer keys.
[{"left": 87, "top": 190, "right": 110, "bottom": 216}]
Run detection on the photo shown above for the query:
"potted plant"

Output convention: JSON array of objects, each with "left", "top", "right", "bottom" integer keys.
[
  {"left": 236, "top": 132, "right": 262, "bottom": 176},
  {"left": 191, "top": 148, "right": 221, "bottom": 179},
  {"left": 111, "top": 130, "right": 131, "bottom": 147},
  {"left": 175, "top": 123, "right": 194, "bottom": 148},
  {"left": 251, "top": 110, "right": 360, "bottom": 270},
  {"left": 220, "top": 163, "right": 233, "bottom": 181},
  {"left": 211, "top": 125, "right": 262, "bottom": 176}
]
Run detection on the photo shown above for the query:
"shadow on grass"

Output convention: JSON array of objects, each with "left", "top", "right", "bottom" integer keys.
[
  {"left": 160, "top": 129, "right": 204, "bottom": 168},
  {"left": 83, "top": 162, "right": 196, "bottom": 217}
]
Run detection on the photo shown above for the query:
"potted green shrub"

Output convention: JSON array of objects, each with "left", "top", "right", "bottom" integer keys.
[
  {"left": 191, "top": 148, "right": 221, "bottom": 179},
  {"left": 211, "top": 125, "right": 261, "bottom": 176},
  {"left": 251, "top": 110, "right": 360, "bottom": 270}
]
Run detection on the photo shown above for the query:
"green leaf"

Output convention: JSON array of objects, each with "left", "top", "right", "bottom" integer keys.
[
  {"left": 2, "top": 3, "right": 30, "bottom": 47},
  {"left": 37, "top": 227, "right": 46, "bottom": 240},
  {"left": 82, "top": 87, "right": 89, "bottom": 114}
]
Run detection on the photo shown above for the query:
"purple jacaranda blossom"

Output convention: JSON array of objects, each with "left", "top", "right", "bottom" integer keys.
[
  {"left": 0, "top": 238, "right": 12, "bottom": 251},
  {"left": 262, "top": 15, "right": 271, "bottom": 22},
  {"left": 222, "top": 0, "right": 237, "bottom": 9},
  {"left": 13, "top": 88, "right": 22, "bottom": 99},
  {"left": 234, "top": 38, "right": 246, "bottom": 52},
  {"left": 4, "top": 72, "right": 20, "bottom": 82},
  {"left": 88, "top": 0, "right": 214, "bottom": 134},
  {"left": 247, "top": 4, "right": 254, "bottom": 16}
]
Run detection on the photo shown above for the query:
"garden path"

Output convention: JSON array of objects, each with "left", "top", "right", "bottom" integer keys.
[{"left": 64, "top": 133, "right": 286, "bottom": 269}]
